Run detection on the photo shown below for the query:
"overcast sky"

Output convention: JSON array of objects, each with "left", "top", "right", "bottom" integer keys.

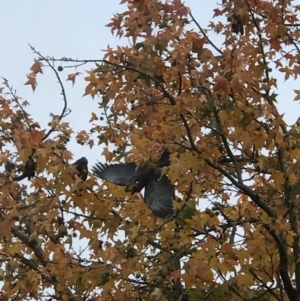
[{"left": 1, "top": 0, "right": 299, "bottom": 166}]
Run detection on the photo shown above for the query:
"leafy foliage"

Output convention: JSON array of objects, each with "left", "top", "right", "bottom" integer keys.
[{"left": 1, "top": 0, "right": 300, "bottom": 300}]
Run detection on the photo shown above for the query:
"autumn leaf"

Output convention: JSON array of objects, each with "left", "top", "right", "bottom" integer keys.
[
  {"left": 294, "top": 89, "right": 300, "bottom": 100},
  {"left": 30, "top": 59, "right": 43, "bottom": 74},
  {"left": 88, "top": 139, "right": 94, "bottom": 149},
  {"left": 24, "top": 74, "right": 37, "bottom": 91},
  {"left": 214, "top": 75, "right": 230, "bottom": 93},
  {"left": 67, "top": 72, "right": 81, "bottom": 86}
]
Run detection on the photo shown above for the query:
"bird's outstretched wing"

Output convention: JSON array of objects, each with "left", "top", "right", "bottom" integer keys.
[
  {"left": 144, "top": 175, "right": 174, "bottom": 218},
  {"left": 92, "top": 162, "right": 137, "bottom": 186}
]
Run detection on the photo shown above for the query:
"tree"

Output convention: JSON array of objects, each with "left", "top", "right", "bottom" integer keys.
[{"left": 1, "top": 0, "right": 300, "bottom": 300}]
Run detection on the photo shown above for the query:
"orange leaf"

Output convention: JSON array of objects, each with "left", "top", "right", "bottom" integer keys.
[
  {"left": 24, "top": 74, "right": 37, "bottom": 91},
  {"left": 294, "top": 89, "right": 300, "bottom": 100},
  {"left": 88, "top": 139, "right": 94, "bottom": 149},
  {"left": 67, "top": 72, "right": 81, "bottom": 86},
  {"left": 89, "top": 112, "right": 98, "bottom": 122},
  {"left": 214, "top": 75, "right": 230, "bottom": 93},
  {"left": 30, "top": 59, "right": 43, "bottom": 74}
]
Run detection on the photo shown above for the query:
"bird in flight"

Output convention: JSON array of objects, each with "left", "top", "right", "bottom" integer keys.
[{"left": 92, "top": 151, "right": 174, "bottom": 218}]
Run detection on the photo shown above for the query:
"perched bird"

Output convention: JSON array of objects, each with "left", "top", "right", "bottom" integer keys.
[
  {"left": 67, "top": 157, "right": 88, "bottom": 181},
  {"left": 231, "top": 13, "right": 244, "bottom": 35},
  {"left": 22, "top": 156, "right": 37, "bottom": 180},
  {"left": 92, "top": 151, "right": 174, "bottom": 218},
  {"left": 12, "top": 155, "right": 37, "bottom": 181}
]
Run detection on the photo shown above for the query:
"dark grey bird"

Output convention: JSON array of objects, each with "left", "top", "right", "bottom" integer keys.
[
  {"left": 12, "top": 155, "right": 37, "bottom": 182},
  {"left": 69, "top": 157, "right": 88, "bottom": 181},
  {"left": 92, "top": 151, "right": 174, "bottom": 218}
]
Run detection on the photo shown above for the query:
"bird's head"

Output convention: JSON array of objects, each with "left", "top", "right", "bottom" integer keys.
[
  {"left": 72, "top": 157, "right": 88, "bottom": 181},
  {"left": 76, "top": 157, "right": 88, "bottom": 167}
]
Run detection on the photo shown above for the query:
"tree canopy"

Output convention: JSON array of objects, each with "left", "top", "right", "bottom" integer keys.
[{"left": 1, "top": 0, "right": 300, "bottom": 300}]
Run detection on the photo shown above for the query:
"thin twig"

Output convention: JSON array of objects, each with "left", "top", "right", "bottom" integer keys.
[{"left": 29, "top": 45, "right": 70, "bottom": 141}]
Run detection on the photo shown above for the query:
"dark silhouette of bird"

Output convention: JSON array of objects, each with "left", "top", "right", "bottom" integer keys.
[
  {"left": 68, "top": 157, "right": 88, "bottom": 181},
  {"left": 23, "top": 156, "right": 36, "bottom": 180},
  {"left": 231, "top": 13, "right": 244, "bottom": 35},
  {"left": 12, "top": 155, "right": 37, "bottom": 181},
  {"left": 92, "top": 151, "right": 174, "bottom": 218}
]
